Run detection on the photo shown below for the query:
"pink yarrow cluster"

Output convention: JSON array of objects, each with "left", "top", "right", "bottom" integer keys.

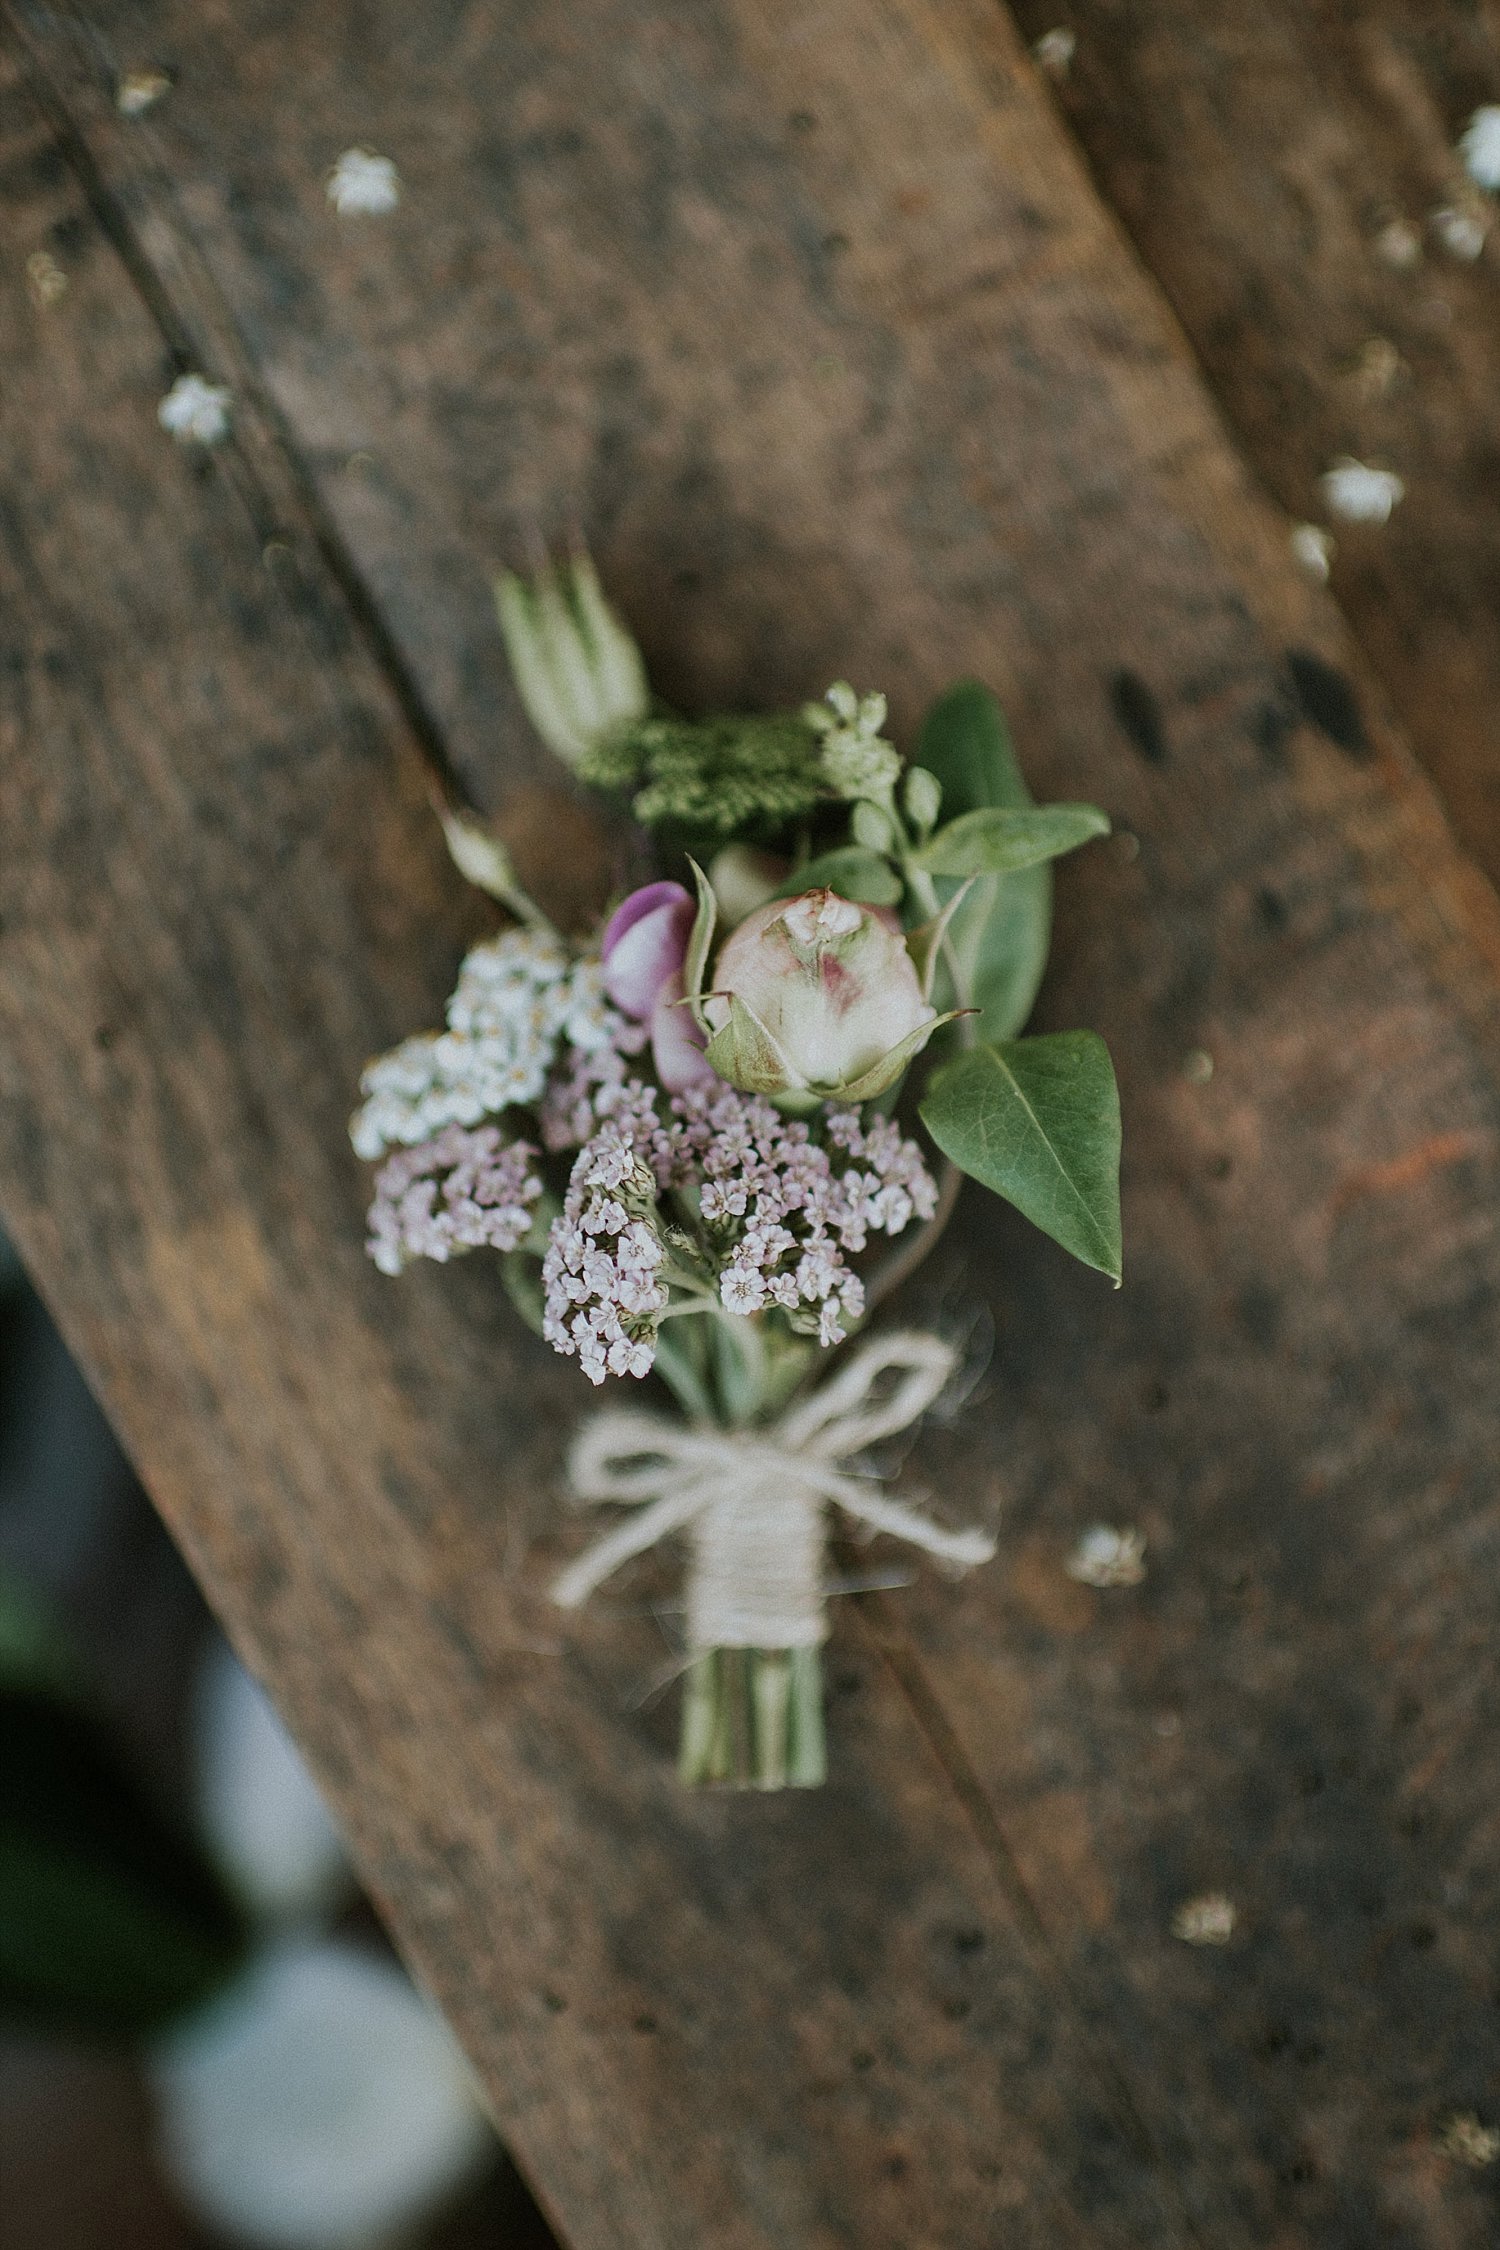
[
  {"left": 540, "top": 1081, "right": 938, "bottom": 1376},
  {"left": 366, "top": 1124, "right": 542, "bottom": 1275},
  {"left": 682, "top": 1088, "right": 938, "bottom": 1344},
  {"left": 540, "top": 1120, "right": 669, "bottom": 1383}
]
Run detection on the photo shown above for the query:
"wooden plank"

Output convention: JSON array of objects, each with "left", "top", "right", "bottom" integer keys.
[
  {"left": 1005, "top": 0, "right": 1500, "bottom": 892},
  {"left": 7, "top": 2, "right": 1500, "bottom": 2243},
  {"left": 0, "top": 37, "right": 1190, "bottom": 2250}
]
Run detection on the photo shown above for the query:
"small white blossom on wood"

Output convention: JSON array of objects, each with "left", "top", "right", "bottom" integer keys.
[
  {"left": 26, "top": 250, "right": 68, "bottom": 308},
  {"left": 116, "top": 67, "right": 172, "bottom": 116},
  {"left": 1459, "top": 106, "right": 1500, "bottom": 193},
  {"left": 1440, "top": 2113, "right": 1500, "bottom": 2168},
  {"left": 1319, "top": 458, "right": 1404, "bottom": 525},
  {"left": 1066, "top": 1524, "right": 1146, "bottom": 1587},
  {"left": 1290, "top": 523, "right": 1334, "bottom": 581},
  {"left": 327, "top": 147, "right": 402, "bottom": 216},
  {"left": 1172, "top": 1893, "right": 1236, "bottom": 1946},
  {"left": 158, "top": 373, "right": 232, "bottom": 446},
  {"left": 1373, "top": 217, "right": 1421, "bottom": 270},
  {"left": 1033, "top": 27, "right": 1076, "bottom": 78},
  {"left": 1431, "top": 204, "right": 1488, "bottom": 260}
]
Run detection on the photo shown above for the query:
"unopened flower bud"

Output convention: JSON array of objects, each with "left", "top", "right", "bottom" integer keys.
[
  {"left": 495, "top": 551, "right": 649, "bottom": 768},
  {"left": 851, "top": 799, "right": 896, "bottom": 853},
  {"left": 803, "top": 681, "right": 901, "bottom": 805},
  {"left": 705, "top": 887, "right": 941, "bottom": 1103},
  {"left": 902, "top": 764, "right": 943, "bottom": 837}
]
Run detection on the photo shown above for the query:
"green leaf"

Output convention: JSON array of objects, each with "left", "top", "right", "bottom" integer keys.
[
  {"left": 915, "top": 803, "right": 1110, "bottom": 877},
  {"left": 919, "top": 1034, "right": 1122, "bottom": 1281},
  {"left": 773, "top": 846, "right": 902, "bottom": 907},
  {"left": 916, "top": 683, "right": 1051, "bottom": 1041},
  {"left": 683, "top": 857, "right": 718, "bottom": 1031}
]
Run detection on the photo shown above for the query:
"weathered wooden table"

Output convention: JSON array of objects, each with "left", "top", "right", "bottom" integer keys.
[{"left": 6, "top": 3, "right": 1500, "bottom": 2243}]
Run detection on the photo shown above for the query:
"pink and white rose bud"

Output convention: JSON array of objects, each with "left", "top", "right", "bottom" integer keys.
[
  {"left": 600, "top": 881, "right": 713, "bottom": 1092},
  {"left": 705, "top": 888, "right": 940, "bottom": 1103}
]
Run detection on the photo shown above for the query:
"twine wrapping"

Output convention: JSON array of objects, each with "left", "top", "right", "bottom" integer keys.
[{"left": 550, "top": 1331, "right": 996, "bottom": 1648}]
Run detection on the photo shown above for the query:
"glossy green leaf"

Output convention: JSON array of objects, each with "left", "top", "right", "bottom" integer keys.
[
  {"left": 773, "top": 846, "right": 902, "bottom": 907},
  {"left": 919, "top": 1033, "right": 1122, "bottom": 1281},
  {"left": 915, "top": 684, "right": 1050, "bottom": 1040},
  {"left": 915, "top": 802, "right": 1110, "bottom": 877}
]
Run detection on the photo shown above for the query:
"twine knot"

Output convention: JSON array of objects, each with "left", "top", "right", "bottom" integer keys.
[{"left": 550, "top": 1331, "right": 996, "bottom": 1648}]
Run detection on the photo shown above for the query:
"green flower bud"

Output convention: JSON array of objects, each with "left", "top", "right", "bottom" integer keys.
[
  {"left": 494, "top": 552, "right": 649, "bottom": 768},
  {"left": 902, "top": 765, "right": 943, "bottom": 838},
  {"left": 850, "top": 799, "right": 896, "bottom": 853}
]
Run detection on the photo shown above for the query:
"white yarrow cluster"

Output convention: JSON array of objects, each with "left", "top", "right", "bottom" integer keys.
[
  {"left": 350, "top": 929, "right": 629, "bottom": 1159},
  {"left": 542, "top": 1124, "right": 669, "bottom": 1383}
]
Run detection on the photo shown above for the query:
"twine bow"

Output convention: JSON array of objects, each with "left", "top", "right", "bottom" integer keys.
[{"left": 551, "top": 1331, "right": 996, "bottom": 1648}]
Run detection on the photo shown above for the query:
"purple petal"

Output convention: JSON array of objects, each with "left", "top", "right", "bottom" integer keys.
[
  {"left": 601, "top": 884, "right": 694, "bottom": 1019},
  {"left": 650, "top": 979, "right": 715, "bottom": 1092}
]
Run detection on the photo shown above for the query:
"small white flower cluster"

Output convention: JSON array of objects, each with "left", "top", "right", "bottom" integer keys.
[
  {"left": 681, "top": 1088, "right": 937, "bottom": 1346},
  {"left": 365, "top": 1125, "right": 541, "bottom": 1275},
  {"left": 351, "top": 929, "right": 633, "bottom": 1159},
  {"left": 542, "top": 1124, "right": 669, "bottom": 1383},
  {"left": 804, "top": 681, "right": 901, "bottom": 805}
]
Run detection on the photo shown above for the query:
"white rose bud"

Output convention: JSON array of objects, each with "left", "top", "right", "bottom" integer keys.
[{"left": 704, "top": 888, "right": 949, "bottom": 1105}]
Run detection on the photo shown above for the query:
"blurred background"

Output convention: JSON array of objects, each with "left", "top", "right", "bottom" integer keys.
[{"left": 0, "top": 1233, "right": 558, "bottom": 2250}]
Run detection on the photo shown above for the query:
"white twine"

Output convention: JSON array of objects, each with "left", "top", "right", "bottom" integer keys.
[{"left": 550, "top": 1331, "right": 997, "bottom": 1648}]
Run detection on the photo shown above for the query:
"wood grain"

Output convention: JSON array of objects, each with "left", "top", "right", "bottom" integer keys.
[
  {"left": 1006, "top": 0, "right": 1500, "bottom": 893},
  {"left": 7, "top": 1, "right": 1500, "bottom": 2243}
]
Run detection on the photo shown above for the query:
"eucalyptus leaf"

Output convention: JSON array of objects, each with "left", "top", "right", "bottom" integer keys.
[
  {"left": 919, "top": 1033, "right": 1122, "bottom": 1281},
  {"left": 915, "top": 683, "right": 1051, "bottom": 1040},
  {"left": 773, "top": 846, "right": 902, "bottom": 907},
  {"left": 916, "top": 803, "right": 1110, "bottom": 878}
]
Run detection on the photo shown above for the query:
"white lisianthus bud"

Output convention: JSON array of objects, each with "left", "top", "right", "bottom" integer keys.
[
  {"left": 704, "top": 888, "right": 951, "bottom": 1104},
  {"left": 494, "top": 551, "right": 649, "bottom": 767}
]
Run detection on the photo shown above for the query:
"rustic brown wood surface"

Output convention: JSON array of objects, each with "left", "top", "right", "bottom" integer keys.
[
  {"left": 1007, "top": 0, "right": 1500, "bottom": 893},
  {"left": 6, "top": 1, "right": 1500, "bottom": 2244}
]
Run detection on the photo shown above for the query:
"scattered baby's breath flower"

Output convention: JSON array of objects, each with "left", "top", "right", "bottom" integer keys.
[
  {"left": 1290, "top": 523, "right": 1334, "bottom": 581},
  {"left": 1172, "top": 1893, "right": 1236, "bottom": 1946},
  {"left": 26, "top": 250, "right": 67, "bottom": 308},
  {"left": 1459, "top": 106, "right": 1500, "bottom": 194},
  {"left": 1319, "top": 458, "right": 1404, "bottom": 525},
  {"left": 116, "top": 67, "right": 172, "bottom": 116},
  {"left": 1033, "top": 27, "right": 1076, "bottom": 77},
  {"left": 327, "top": 147, "right": 402, "bottom": 216},
  {"left": 1373, "top": 217, "right": 1421, "bottom": 270},
  {"left": 1066, "top": 1524, "right": 1146, "bottom": 1587},
  {"left": 159, "top": 373, "right": 233, "bottom": 447},
  {"left": 1440, "top": 2113, "right": 1500, "bottom": 2168},
  {"left": 1431, "top": 204, "right": 1488, "bottom": 260}
]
